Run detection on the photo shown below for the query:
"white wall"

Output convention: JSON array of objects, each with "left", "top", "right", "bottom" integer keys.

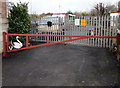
[
  {"left": 0, "top": 1, "right": 2, "bottom": 53},
  {"left": 0, "top": 18, "right": 8, "bottom": 53},
  {"left": 110, "top": 13, "right": 120, "bottom": 17}
]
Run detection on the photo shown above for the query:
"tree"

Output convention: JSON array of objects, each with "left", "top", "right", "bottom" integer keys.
[
  {"left": 106, "top": 4, "right": 117, "bottom": 12},
  {"left": 89, "top": 3, "right": 117, "bottom": 16},
  {"left": 94, "top": 3, "right": 105, "bottom": 16},
  {"left": 46, "top": 12, "right": 53, "bottom": 15},
  {"left": 81, "top": 12, "right": 86, "bottom": 16},
  {"left": 117, "top": 1, "right": 120, "bottom": 31},
  {"left": 66, "top": 10, "right": 73, "bottom": 14},
  {"left": 73, "top": 11, "right": 81, "bottom": 16},
  {"left": 118, "top": 1, "right": 120, "bottom": 12},
  {"left": 8, "top": 2, "right": 30, "bottom": 42},
  {"left": 89, "top": 9, "right": 97, "bottom": 16},
  {"left": 8, "top": 2, "right": 30, "bottom": 34}
]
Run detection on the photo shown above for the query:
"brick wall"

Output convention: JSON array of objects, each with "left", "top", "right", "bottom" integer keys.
[
  {"left": 0, "top": 0, "right": 7, "bottom": 18},
  {"left": 2, "top": 1, "right": 7, "bottom": 18}
]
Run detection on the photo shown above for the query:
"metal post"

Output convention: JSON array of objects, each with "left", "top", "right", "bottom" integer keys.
[
  {"left": 116, "top": 13, "right": 120, "bottom": 61},
  {"left": 46, "top": 36, "right": 49, "bottom": 43},
  {"left": 116, "top": 34, "right": 120, "bottom": 61},
  {"left": 26, "top": 36, "right": 29, "bottom": 47},
  {"left": 3, "top": 32, "right": 7, "bottom": 56},
  {"left": 69, "top": 36, "right": 72, "bottom": 40}
]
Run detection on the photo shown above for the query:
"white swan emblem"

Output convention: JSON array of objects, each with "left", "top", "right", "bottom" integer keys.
[{"left": 9, "top": 36, "right": 23, "bottom": 50}]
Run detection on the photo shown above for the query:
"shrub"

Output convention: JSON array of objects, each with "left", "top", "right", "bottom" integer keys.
[{"left": 8, "top": 2, "right": 30, "bottom": 42}]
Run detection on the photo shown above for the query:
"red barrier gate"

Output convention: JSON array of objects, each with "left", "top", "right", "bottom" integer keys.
[{"left": 2, "top": 32, "right": 119, "bottom": 56}]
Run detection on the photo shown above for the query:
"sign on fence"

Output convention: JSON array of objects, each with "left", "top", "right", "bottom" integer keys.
[
  {"left": 68, "top": 20, "right": 75, "bottom": 24},
  {"left": 80, "top": 19, "right": 86, "bottom": 26},
  {"left": 75, "top": 19, "right": 87, "bottom": 26},
  {"left": 30, "top": 16, "right": 117, "bottom": 48},
  {"left": 75, "top": 19, "right": 80, "bottom": 26}
]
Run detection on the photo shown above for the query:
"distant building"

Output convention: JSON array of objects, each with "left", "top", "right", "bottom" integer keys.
[
  {"left": 110, "top": 12, "right": 120, "bottom": 17},
  {"left": 110, "top": 12, "right": 120, "bottom": 27},
  {"left": 30, "top": 15, "right": 65, "bottom": 33}
]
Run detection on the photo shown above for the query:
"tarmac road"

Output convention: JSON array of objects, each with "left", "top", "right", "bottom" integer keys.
[{"left": 2, "top": 44, "right": 120, "bottom": 86}]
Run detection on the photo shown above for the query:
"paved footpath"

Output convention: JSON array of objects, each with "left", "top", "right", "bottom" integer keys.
[{"left": 2, "top": 44, "right": 120, "bottom": 86}]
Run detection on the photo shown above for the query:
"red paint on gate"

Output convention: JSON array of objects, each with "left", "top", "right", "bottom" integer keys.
[
  {"left": 26, "top": 35, "right": 29, "bottom": 47},
  {"left": 116, "top": 34, "right": 120, "bottom": 56},
  {"left": 46, "top": 36, "right": 49, "bottom": 43},
  {"left": 117, "top": 34, "right": 120, "bottom": 45},
  {"left": 3, "top": 32, "right": 118, "bottom": 56},
  {"left": 3, "top": 32, "right": 7, "bottom": 56}
]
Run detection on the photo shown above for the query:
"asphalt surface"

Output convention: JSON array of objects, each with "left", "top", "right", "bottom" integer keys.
[{"left": 2, "top": 44, "right": 120, "bottom": 86}]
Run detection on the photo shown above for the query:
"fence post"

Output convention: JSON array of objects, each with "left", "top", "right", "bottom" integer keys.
[
  {"left": 3, "top": 32, "right": 7, "bottom": 56},
  {"left": 116, "top": 34, "right": 120, "bottom": 61}
]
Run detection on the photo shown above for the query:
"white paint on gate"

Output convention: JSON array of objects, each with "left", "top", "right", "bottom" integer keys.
[{"left": 30, "top": 16, "right": 117, "bottom": 48}]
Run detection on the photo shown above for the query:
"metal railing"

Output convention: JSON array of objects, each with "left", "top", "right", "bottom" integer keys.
[
  {"left": 3, "top": 32, "right": 117, "bottom": 56},
  {"left": 30, "top": 16, "right": 118, "bottom": 48}
]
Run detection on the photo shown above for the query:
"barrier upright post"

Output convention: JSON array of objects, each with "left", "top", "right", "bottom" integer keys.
[
  {"left": 26, "top": 35, "right": 29, "bottom": 47},
  {"left": 46, "top": 36, "right": 49, "bottom": 43},
  {"left": 3, "top": 32, "right": 7, "bottom": 56},
  {"left": 117, "top": 34, "right": 120, "bottom": 61}
]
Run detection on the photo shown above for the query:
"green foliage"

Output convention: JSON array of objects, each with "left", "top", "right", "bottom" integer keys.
[
  {"left": 8, "top": 2, "right": 30, "bottom": 42},
  {"left": 46, "top": 12, "right": 53, "bottom": 15},
  {"left": 66, "top": 10, "right": 73, "bottom": 14},
  {"left": 118, "top": 1, "right": 120, "bottom": 12},
  {"left": 81, "top": 12, "right": 86, "bottom": 16}
]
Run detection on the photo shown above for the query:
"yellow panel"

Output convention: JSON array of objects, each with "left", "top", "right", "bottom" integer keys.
[{"left": 80, "top": 19, "right": 86, "bottom": 26}]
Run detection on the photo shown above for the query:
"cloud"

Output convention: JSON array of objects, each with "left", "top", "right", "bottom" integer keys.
[{"left": 9, "top": 0, "right": 120, "bottom": 14}]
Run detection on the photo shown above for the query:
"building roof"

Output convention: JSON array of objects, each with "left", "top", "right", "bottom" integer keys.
[{"left": 111, "top": 12, "right": 120, "bottom": 13}]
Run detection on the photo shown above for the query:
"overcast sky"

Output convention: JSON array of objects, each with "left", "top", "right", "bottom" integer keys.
[{"left": 9, "top": 0, "right": 120, "bottom": 14}]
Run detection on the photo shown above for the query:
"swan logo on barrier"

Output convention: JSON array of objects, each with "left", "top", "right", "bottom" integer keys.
[{"left": 9, "top": 36, "right": 23, "bottom": 50}]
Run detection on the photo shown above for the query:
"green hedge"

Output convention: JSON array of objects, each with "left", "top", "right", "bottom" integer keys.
[{"left": 8, "top": 2, "right": 30, "bottom": 42}]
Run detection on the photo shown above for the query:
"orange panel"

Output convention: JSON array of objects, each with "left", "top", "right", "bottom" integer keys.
[{"left": 80, "top": 19, "right": 86, "bottom": 26}]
